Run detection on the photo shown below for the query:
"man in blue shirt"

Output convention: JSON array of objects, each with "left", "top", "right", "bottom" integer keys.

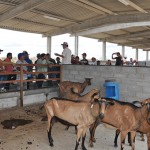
[{"left": 23, "top": 51, "right": 33, "bottom": 89}]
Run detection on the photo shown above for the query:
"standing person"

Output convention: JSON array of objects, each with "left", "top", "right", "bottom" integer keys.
[
  {"left": 91, "top": 57, "right": 97, "bottom": 65},
  {"left": 4, "top": 52, "right": 16, "bottom": 91},
  {"left": 112, "top": 52, "right": 123, "bottom": 66},
  {"left": 23, "top": 51, "right": 33, "bottom": 89},
  {"left": 16, "top": 53, "right": 28, "bottom": 90},
  {"left": 80, "top": 53, "right": 89, "bottom": 65},
  {"left": 36, "top": 53, "right": 53, "bottom": 88},
  {"left": 54, "top": 42, "right": 71, "bottom": 64}
]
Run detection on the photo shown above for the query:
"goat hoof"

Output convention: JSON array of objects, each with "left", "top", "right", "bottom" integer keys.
[
  {"left": 50, "top": 143, "right": 54, "bottom": 147},
  {"left": 82, "top": 146, "right": 87, "bottom": 150},
  {"left": 89, "top": 143, "right": 94, "bottom": 148},
  {"left": 92, "top": 138, "right": 96, "bottom": 143}
]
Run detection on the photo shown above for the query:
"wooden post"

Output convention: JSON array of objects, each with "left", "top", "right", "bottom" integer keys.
[
  {"left": 60, "top": 65, "right": 62, "bottom": 82},
  {"left": 20, "top": 64, "right": 24, "bottom": 107}
]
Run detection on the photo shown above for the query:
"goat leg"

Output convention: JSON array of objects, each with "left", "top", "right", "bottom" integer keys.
[
  {"left": 114, "top": 129, "right": 120, "bottom": 147},
  {"left": 140, "top": 133, "right": 145, "bottom": 141},
  {"left": 128, "top": 132, "right": 131, "bottom": 146},
  {"left": 120, "top": 131, "right": 127, "bottom": 150},
  {"left": 89, "top": 119, "right": 101, "bottom": 147},
  {"left": 81, "top": 134, "right": 87, "bottom": 150}
]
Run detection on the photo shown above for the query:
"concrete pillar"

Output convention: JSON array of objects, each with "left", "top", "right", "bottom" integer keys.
[
  {"left": 146, "top": 51, "right": 149, "bottom": 61},
  {"left": 75, "top": 35, "right": 79, "bottom": 56},
  {"left": 135, "top": 48, "right": 138, "bottom": 61},
  {"left": 47, "top": 36, "right": 51, "bottom": 56},
  {"left": 122, "top": 46, "right": 125, "bottom": 58},
  {"left": 102, "top": 41, "right": 106, "bottom": 60}
]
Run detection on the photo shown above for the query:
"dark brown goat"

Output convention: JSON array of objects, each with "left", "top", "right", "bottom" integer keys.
[
  {"left": 95, "top": 98, "right": 150, "bottom": 150},
  {"left": 44, "top": 98, "right": 111, "bottom": 150},
  {"left": 58, "top": 78, "right": 92, "bottom": 97}
]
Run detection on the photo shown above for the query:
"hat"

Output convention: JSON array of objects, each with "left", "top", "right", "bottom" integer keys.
[
  {"left": 18, "top": 53, "right": 25, "bottom": 58},
  {"left": 0, "top": 49, "right": 3, "bottom": 52},
  {"left": 61, "top": 42, "right": 68, "bottom": 46},
  {"left": 82, "top": 53, "right": 87, "bottom": 56},
  {"left": 23, "top": 51, "right": 29, "bottom": 55}
]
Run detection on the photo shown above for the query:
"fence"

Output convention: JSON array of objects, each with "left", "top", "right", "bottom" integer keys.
[{"left": 0, "top": 63, "right": 62, "bottom": 107}]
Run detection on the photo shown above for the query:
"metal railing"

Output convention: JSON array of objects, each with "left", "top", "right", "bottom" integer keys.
[{"left": 0, "top": 63, "right": 62, "bottom": 107}]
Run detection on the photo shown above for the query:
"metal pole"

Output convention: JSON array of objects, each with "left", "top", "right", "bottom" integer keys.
[{"left": 47, "top": 36, "right": 52, "bottom": 56}]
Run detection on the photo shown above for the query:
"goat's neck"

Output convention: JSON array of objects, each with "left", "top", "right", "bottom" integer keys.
[
  {"left": 80, "top": 81, "right": 87, "bottom": 92},
  {"left": 138, "top": 105, "right": 149, "bottom": 121},
  {"left": 90, "top": 103, "right": 100, "bottom": 118}
]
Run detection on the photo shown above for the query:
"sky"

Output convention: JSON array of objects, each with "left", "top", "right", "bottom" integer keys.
[{"left": 0, "top": 28, "right": 147, "bottom": 61}]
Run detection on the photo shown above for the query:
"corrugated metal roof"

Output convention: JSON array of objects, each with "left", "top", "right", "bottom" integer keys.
[{"left": 0, "top": 0, "right": 150, "bottom": 49}]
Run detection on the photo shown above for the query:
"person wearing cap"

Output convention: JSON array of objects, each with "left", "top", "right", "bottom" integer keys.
[
  {"left": 80, "top": 53, "right": 89, "bottom": 65},
  {"left": 23, "top": 51, "right": 33, "bottom": 90},
  {"left": 54, "top": 42, "right": 71, "bottom": 64},
  {"left": 16, "top": 53, "right": 28, "bottom": 90}
]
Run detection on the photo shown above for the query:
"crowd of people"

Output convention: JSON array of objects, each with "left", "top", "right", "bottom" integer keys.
[{"left": 0, "top": 42, "right": 138, "bottom": 92}]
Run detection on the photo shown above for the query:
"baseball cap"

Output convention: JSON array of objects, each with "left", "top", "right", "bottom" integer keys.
[
  {"left": 18, "top": 53, "right": 25, "bottom": 58},
  {"left": 61, "top": 42, "right": 68, "bottom": 46},
  {"left": 23, "top": 51, "right": 29, "bottom": 55},
  {"left": 82, "top": 53, "right": 87, "bottom": 56}
]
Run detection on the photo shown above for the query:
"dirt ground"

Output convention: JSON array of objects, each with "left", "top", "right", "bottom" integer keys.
[{"left": 0, "top": 104, "right": 148, "bottom": 150}]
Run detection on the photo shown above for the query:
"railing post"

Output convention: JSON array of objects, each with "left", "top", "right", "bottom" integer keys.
[
  {"left": 60, "top": 65, "right": 62, "bottom": 82},
  {"left": 20, "top": 64, "right": 24, "bottom": 107}
]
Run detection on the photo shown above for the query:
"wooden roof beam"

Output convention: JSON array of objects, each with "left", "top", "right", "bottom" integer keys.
[
  {"left": 43, "top": 13, "right": 150, "bottom": 36},
  {"left": 0, "top": 0, "right": 54, "bottom": 22},
  {"left": 71, "top": 21, "right": 150, "bottom": 36},
  {"left": 118, "top": 0, "right": 148, "bottom": 13},
  {"left": 66, "top": 0, "right": 105, "bottom": 14},
  {"left": 78, "top": 0, "right": 117, "bottom": 15},
  {"left": 104, "top": 30, "right": 150, "bottom": 41}
]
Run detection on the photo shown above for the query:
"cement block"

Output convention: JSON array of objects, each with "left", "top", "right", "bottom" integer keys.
[
  {"left": 23, "top": 93, "right": 46, "bottom": 105},
  {"left": 0, "top": 97, "right": 18, "bottom": 109},
  {"left": 47, "top": 92, "right": 58, "bottom": 100}
]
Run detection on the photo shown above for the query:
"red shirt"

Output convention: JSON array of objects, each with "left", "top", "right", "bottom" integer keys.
[{"left": 4, "top": 58, "right": 13, "bottom": 72}]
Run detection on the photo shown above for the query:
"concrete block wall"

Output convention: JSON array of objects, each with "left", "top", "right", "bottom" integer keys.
[
  {"left": 62, "top": 65, "right": 150, "bottom": 102},
  {"left": 0, "top": 88, "right": 58, "bottom": 110}
]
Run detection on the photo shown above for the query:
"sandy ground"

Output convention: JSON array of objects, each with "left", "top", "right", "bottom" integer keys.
[{"left": 0, "top": 104, "right": 148, "bottom": 150}]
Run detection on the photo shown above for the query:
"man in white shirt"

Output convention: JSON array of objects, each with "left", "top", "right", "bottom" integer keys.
[
  {"left": 16, "top": 53, "right": 28, "bottom": 90},
  {"left": 55, "top": 42, "right": 71, "bottom": 64}
]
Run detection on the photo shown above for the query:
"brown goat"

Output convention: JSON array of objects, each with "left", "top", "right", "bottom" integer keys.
[
  {"left": 63, "top": 88, "right": 99, "bottom": 131},
  {"left": 95, "top": 98, "right": 150, "bottom": 150},
  {"left": 44, "top": 98, "right": 111, "bottom": 150},
  {"left": 58, "top": 78, "right": 92, "bottom": 97},
  {"left": 59, "top": 88, "right": 99, "bottom": 101}
]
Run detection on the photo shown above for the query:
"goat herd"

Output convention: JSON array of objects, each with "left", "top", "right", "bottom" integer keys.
[{"left": 43, "top": 78, "right": 150, "bottom": 150}]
